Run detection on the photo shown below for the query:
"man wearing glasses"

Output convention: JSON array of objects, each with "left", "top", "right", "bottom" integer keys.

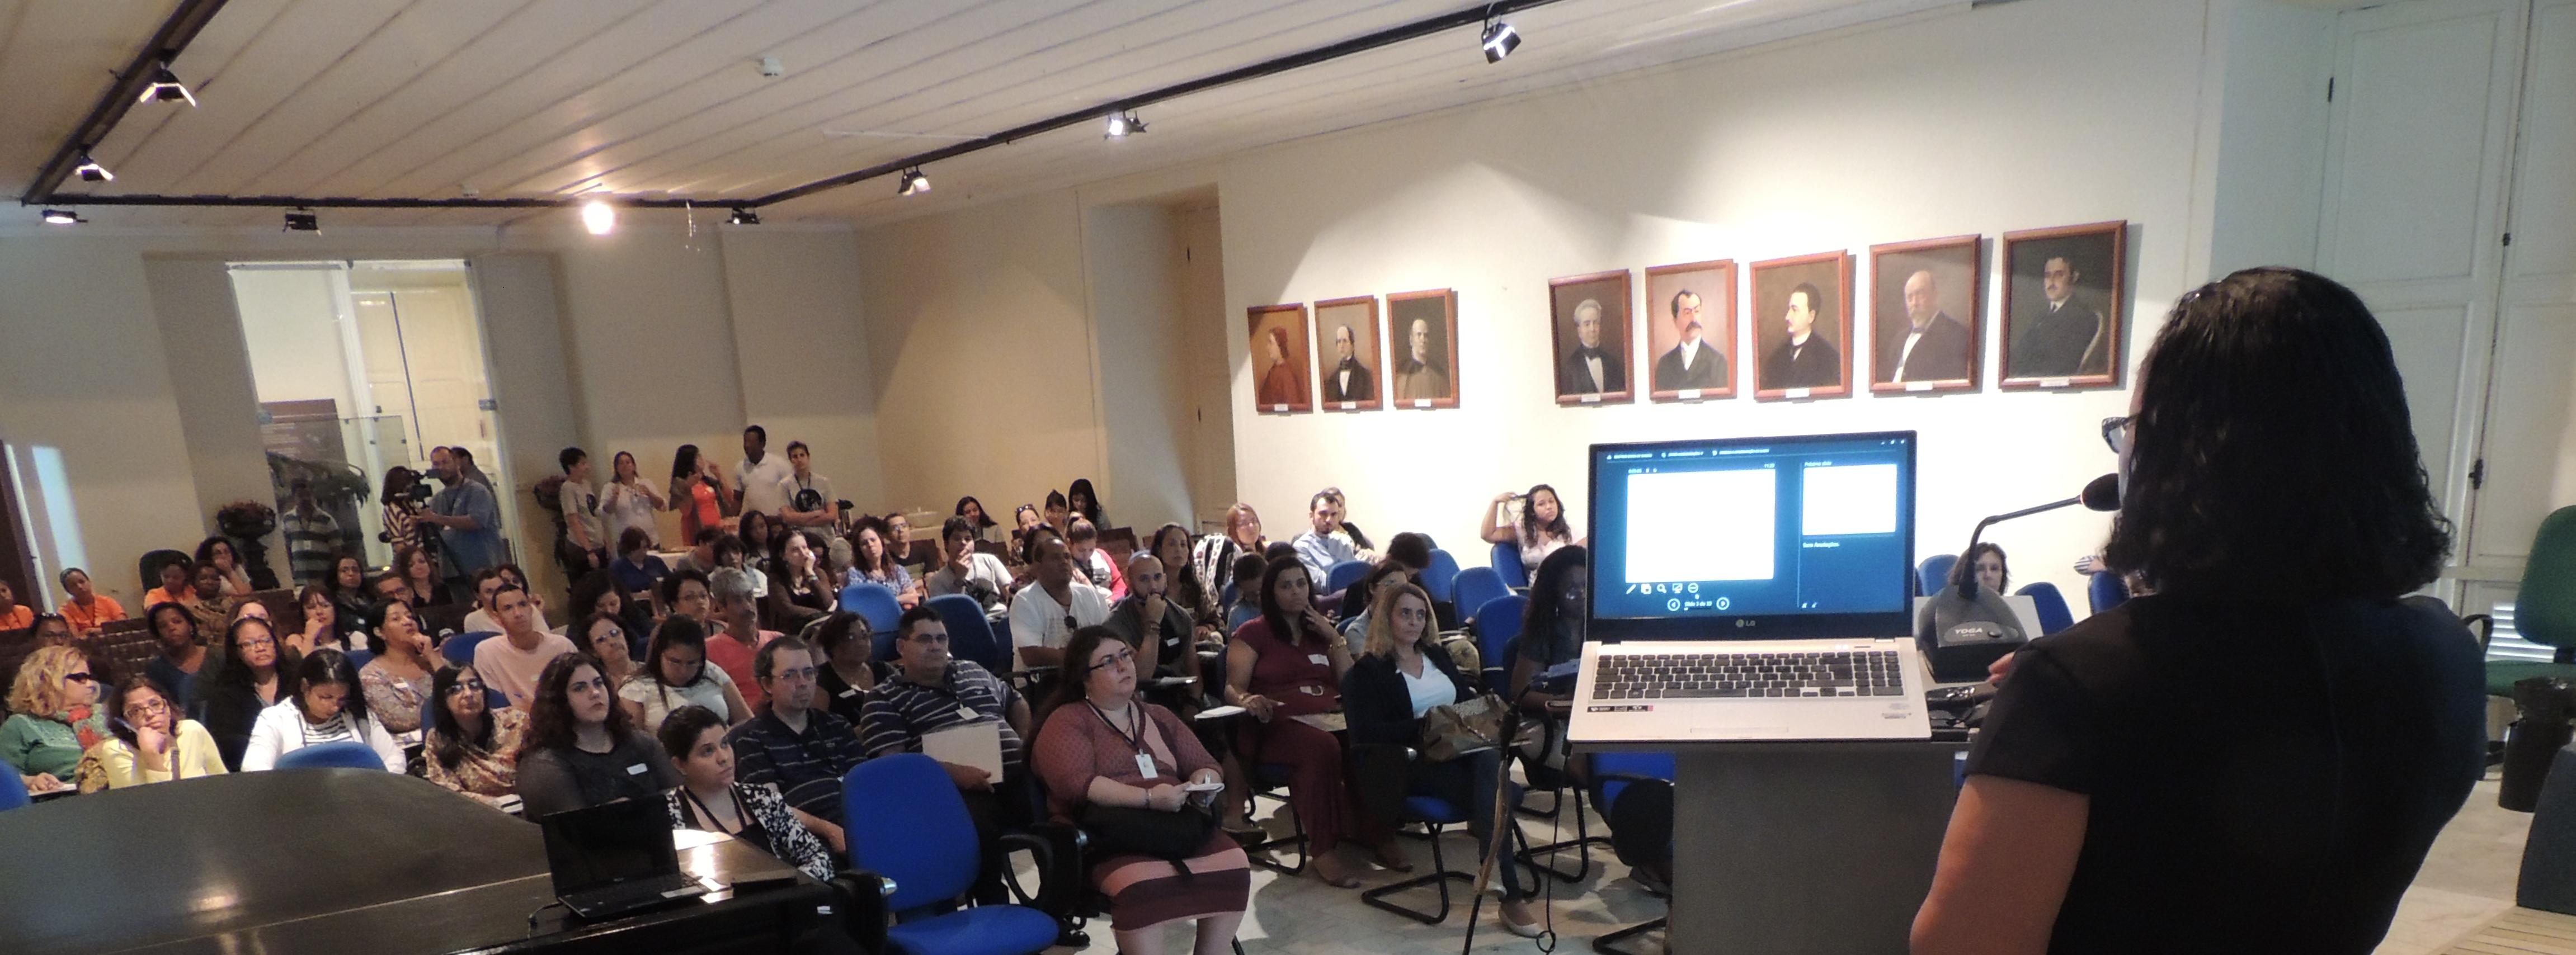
[
  {"left": 860, "top": 607, "right": 1039, "bottom": 905},
  {"left": 726, "top": 636, "right": 869, "bottom": 854}
]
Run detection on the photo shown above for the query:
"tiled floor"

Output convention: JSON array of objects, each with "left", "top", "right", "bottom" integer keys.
[{"left": 1049, "top": 769, "right": 2536, "bottom": 954}]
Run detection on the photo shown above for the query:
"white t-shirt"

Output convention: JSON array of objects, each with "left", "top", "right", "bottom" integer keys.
[
  {"left": 559, "top": 480, "right": 604, "bottom": 551},
  {"left": 782, "top": 472, "right": 834, "bottom": 525},
  {"left": 601, "top": 480, "right": 660, "bottom": 551},
  {"left": 926, "top": 554, "right": 1014, "bottom": 617},
  {"left": 1403, "top": 663, "right": 1462, "bottom": 717},
  {"left": 1009, "top": 581, "right": 1112, "bottom": 653},
  {"left": 618, "top": 666, "right": 740, "bottom": 734},
  {"left": 736, "top": 454, "right": 795, "bottom": 517}
]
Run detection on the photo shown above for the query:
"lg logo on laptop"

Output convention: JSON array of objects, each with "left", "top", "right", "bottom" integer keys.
[{"left": 1734, "top": 619, "right": 1755, "bottom": 628}]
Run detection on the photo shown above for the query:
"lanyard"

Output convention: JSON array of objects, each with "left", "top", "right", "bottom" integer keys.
[
  {"left": 1087, "top": 700, "right": 1148, "bottom": 756},
  {"left": 684, "top": 783, "right": 747, "bottom": 834}
]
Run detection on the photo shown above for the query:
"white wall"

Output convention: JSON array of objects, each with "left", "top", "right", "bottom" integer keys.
[
  {"left": 1087, "top": 202, "right": 1197, "bottom": 532},
  {"left": 718, "top": 229, "right": 888, "bottom": 513},
  {"left": 229, "top": 268, "right": 359, "bottom": 408}
]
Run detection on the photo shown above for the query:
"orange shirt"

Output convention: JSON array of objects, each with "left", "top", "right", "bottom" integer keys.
[
  {"left": 60, "top": 595, "right": 126, "bottom": 632},
  {"left": 144, "top": 587, "right": 193, "bottom": 611},
  {"left": 0, "top": 605, "right": 29, "bottom": 631}
]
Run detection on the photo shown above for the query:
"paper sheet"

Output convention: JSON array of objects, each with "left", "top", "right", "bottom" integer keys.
[{"left": 921, "top": 720, "right": 1005, "bottom": 778}]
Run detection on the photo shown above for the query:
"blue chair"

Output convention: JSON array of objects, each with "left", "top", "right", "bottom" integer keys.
[
  {"left": 1453, "top": 568, "right": 1508, "bottom": 630},
  {"left": 275, "top": 740, "right": 390, "bottom": 771},
  {"left": 342, "top": 648, "right": 375, "bottom": 672},
  {"left": 439, "top": 631, "right": 498, "bottom": 668},
  {"left": 1322, "top": 559, "right": 1371, "bottom": 597},
  {"left": 1591, "top": 751, "right": 1677, "bottom": 955},
  {"left": 1225, "top": 602, "right": 1259, "bottom": 634},
  {"left": 1421, "top": 549, "right": 1462, "bottom": 604},
  {"left": 1474, "top": 594, "right": 1527, "bottom": 689},
  {"left": 841, "top": 581, "right": 904, "bottom": 636},
  {"left": 841, "top": 754, "right": 1061, "bottom": 955},
  {"left": 925, "top": 594, "right": 1010, "bottom": 676},
  {"left": 2088, "top": 571, "right": 2130, "bottom": 615},
  {"left": 1916, "top": 554, "right": 1957, "bottom": 598},
  {"left": 2017, "top": 582, "right": 2074, "bottom": 636},
  {"left": 1490, "top": 542, "right": 1528, "bottom": 589},
  {"left": 1361, "top": 786, "right": 1529, "bottom": 925},
  {"left": 0, "top": 767, "right": 27, "bottom": 811}
]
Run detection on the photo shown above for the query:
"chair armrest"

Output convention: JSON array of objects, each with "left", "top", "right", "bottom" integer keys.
[
  {"left": 2462, "top": 613, "right": 2494, "bottom": 654},
  {"left": 828, "top": 868, "right": 896, "bottom": 954}
]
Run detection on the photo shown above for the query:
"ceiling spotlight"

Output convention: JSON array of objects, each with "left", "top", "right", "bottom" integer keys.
[
  {"left": 73, "top": 153, "right": 112, "bottom": 182},
  {"left": 1481, "top": 20, "right": 1520, "bottom": 63},
  {"left": 138, "top": 61, "right": 197, "bottom": 106},
  {"left": 1104, "top": 111, "right": 1146, "bottom": 139},
  {"left": 581, "top": 198, "right": 616, "bottom": 235},
  {"left": 897, "top": 167, "right": 931, "bottom": 196},
  {"left": 40, "top": 209, "right": 82, "bottom": 225},
  {"left": 284, "top": 210, "right": 319, "bottom": 233},
  {"left": 728, "top": 207, "right": 760, "bottom": 226}
]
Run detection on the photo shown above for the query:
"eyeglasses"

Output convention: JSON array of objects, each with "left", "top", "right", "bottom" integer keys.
[
  {"left": 124, "top": 697, "right": 169, "bottom": 718},
  {"left": 1086, "top": 647, "right": 1137, "bottom": 673},
  {"left": 64, "top": 672, "right": 96, "bottom": 684},
  {"left": 238, "top": 637, "right": 276, "bottom": 651},
  {"left": 2101, "top": 416, "right": 2132, "bottom": 455},
  {"left": 443, "top": 678, "right": 488, "bottom": 696}
]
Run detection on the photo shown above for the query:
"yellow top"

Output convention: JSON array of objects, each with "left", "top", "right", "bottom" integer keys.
[{"left": 87, "top": 720, "right": 228, "bottom": 789}]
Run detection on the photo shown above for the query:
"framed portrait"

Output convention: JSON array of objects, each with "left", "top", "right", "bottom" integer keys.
[
  {"left": 1548, "top": 270, "right": 1634, "bottom": 405},
  {"left": 1312, "top": 296, "right": 1383, "bottom": 412},
  {"left": 1867, "top": 235, "right": 1983, "bottom": 394},
  {"left": 1246, "top": 303, "right": 1313, "bottom": 414},
  {"left": 1385, "top": 288, "right": 1460, "bottom": 409},
  {"left": 1642, "top": 259, "right": 1737, "bottom": 402},
  {"left": 1748, "top": 250, "right": 1855, "bottom": 401},
  {"left": 1999, "top": 220, "right": 2126, "bottom": 390}
]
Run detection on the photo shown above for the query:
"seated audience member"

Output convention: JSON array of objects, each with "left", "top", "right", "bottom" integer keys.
[
  {"left": 85, "top": 675, "right": 225, "bottom": 790},
  {"left": 143, "top": 555, "right": 196, "bottom": 611},
  {"left": 600, "top": 450, "right": 666, "bottom": 555},
  {"left": 570, "top": 568, "right": 654, "bottom": 655},
  {"left": 243, "top": 648, "right": 404, "bottom": 772},
  {"left": 1148, "top": 523, "right": 1221, "bottom": 641},
  {"left": 861, "top": 606, "right": 1037, "bottom": 902},
  {"left": 197, "top": 535, "right": 256, "bottom": 599},
  {"left": 323, "top": 556, "right": 373, "bottom": 631},
  {"left": 370, "top": 572, "right": 410, "bottom": 607},
  {"left": 185, "top": 562, "right": 238, "bottom": 639},
  {"left": 1219, "top": 554, "right": 1269, "bottom": 632},
  {"left": 495, "top": 563, "right": 549, "bottom": 621},
  {"left": 1068, "top": 518, "right": 1127, "bottom": 602},
  {"left": 1917, "top": 542, "right": 2021, "bottom": 645},
  {"left": 1044, "top": 490, "right": 1073, "bottom": 539},
  {"left": 738, "top": 511, "right": 779, "bottom": 573},
  {"left": 1959, "top": 542, "right": 2010, "bottom": 594},
  {"left": 668, "top": 443, "right": 736, "bottom": 547},
  {"left": 847, "top": 517, "right": 920, "bottom": 607},
  {"left": 671, "top": 527, "right": 726, "bottom": 577},
  {"left": 423, "top": 664, "right": 528, "bottom": 811},
  {"left": 1289, "top": 490, "right": 1374, "bottom": 587},
  {"left": 1224, "top": 555, "right": 1395, "bottom": 887},
  {"left": 927, "top": 516, "right": 1014, "bottom": 622},
  {"left": 1480, "top": 484, "right": 1579, "bottom": 571},
  {"left": 0, "top": 578, "right": 34, "bottom": 630},
  {"left": 56, "top": 568, "right": 126, "bottom": 636},
  {"left": 1508, "top": 547, "right": 1589, "bottom": 717},
  {"left": 1010, "top": 503, "right": 1046, "bottom": 558},
  {"left": 515, "top": 653, "right": 683, "bottom": 818},
  {"left": 458, "top": 568, "right": 508, "bottom": 635},
  {"left": 144, "top": 603, "right": 211, "bottom": 705},
  {"left": 1067, "top": 478, "right": 1106, "bottom": 530},
  {"left": 474, "top": 585, "right": 578, "bottom": 710},
  {"left": 956, "top": 496, "right": 1001, "bottom": 543},
  {"left": 726, "top": 637, "right": 868, "bottom": 853},
  {"left": 661, "top": 704, "right": 836, "bottom": 882},
  {"left": 889, "top": 512, "right": 930, "bottom": 569},
  {"left": 609, "top": 528, "right": 672, "bottom": 598},
  {"left": 765, "top": 530, "right": 835, "bottom": 631},
  {"left": 1193, "top": 503, "right": 1269, "bottom": 604},
  {"left": 26, "top": 613, "right": 74, "bottom": 646},
  {"left": 808, "top": 612, "right": 887, "bottom": 727},
  {"left": 1034, "top": 627, "right": 1249, "bottom": 954},
  {"left": 660, "top": 568, "right": 715, "bottom": 624},
  {"left": 1338, "top": 532, "right": 1434, "bottom": 623},
  {"left": 708, "top": 568, "right": 780, "bottom": 710},
  {"left": 360, "top": 599, "right": 437, "bottom": 750},
  {"left": 1105, "top": 552, "right": 1204, "bottom": 702},
  {"left": 2, "top": 645, "right": 108, "bottom": 795},
  {"left": 581, "top": 611, "right": 641, "bottom": 692},
  {"left": 293, "top": 585, "right": 356, "bottom": 656},
  {"left": 621, "top": 616, "right": 751, "bottom": 733},
  {"left": 714, "top": 533, "right": 769, "bottom": 602},
  {"left": 1344, "top": 579, "right": 1541, "bottom": 935},
  {"left": 1320, "top": 486, "right": 1376, "bottom": 554},
  {"left": 202, "top": 618, "right": 300, "bottom": 771},
  {"left": 1010, "top": 532, "right": 1114, "bottom": 670},
  {"left": 392, "top": 545, "right": 453, "bottom": 608}
]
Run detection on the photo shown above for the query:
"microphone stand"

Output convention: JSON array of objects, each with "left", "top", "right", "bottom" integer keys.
[{"left": 1954, "top": 496, "right": 2080, "bottom": 598}]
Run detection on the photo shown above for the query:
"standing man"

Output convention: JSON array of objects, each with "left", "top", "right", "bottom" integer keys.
[
  {"left": 2013, "top": 255, "right": 2109, "bottom": 377},
  {"left": 1394, "top": 319, "right": 1450, "bottom": 401},
  {"left": 1321, "top": 324, "right": 1376, "bottom": 403},
  {"left": 734, "top": 426, "right": 794, "bottom": 519},
  {"left": 558, "top": 448, "right": 604, "bottom": 573},
  {"left": 280, "top": 479, "right": 343, "bottom": 586},
  {"left": 1760, "top": 282, "right": 1843, "bottom": 390},
  {"left": 777, "top": 441, "right": 837, "bottom": 530},
  {"left": 1006, "top": 533, "right": 1110, "bottom": 670},
  {"left": 1880, "top": 270, "right": 1972, "bottom": 384},
  {"left": 727, "top": 636, "right": 868, "bottom": 853},
  {"left": 417, "top": 446, "right": 502, "bottom": 592},
  {"left": 1651, "top": 289, "right": 1727, "bottom": 393},
  {"left": 1559, "top": 299, "right": 1627, "bottom": 396},
  {"left": 473, "top": 584, "right": 577, "bottom": 711}
]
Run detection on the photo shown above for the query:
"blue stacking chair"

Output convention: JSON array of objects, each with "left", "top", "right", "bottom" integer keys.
[
  {"left": 1490, "top": 542, "right": 1529, "bottom": 589},
  {"left": 342, "top": 648, "right": 374, "bottom": 672},
  {"left": 1916, "top": 554, "right": 1957, "bottom": 598},
  {"left": 1590, "top": 751, "right": 1677, "bottom": 955},
  {"left": 924, "top": 594, "right": 1010, "bottom": 676},
  {"left": 1453, "top": 568, "right": 1508, "bottom": 631},
  {"left": 2088, "top": 571, "right": 2129, "bottom": 615},
  {"left": 1474, "top": 594, "right": 1528, "bottom": 689},
  {"left": 1360, "top": 768, "right": 1529, "bottom": 925},
  {"left": 0, "top": 767, "right": 27, "bottom": 811},
  {"left": 1323, "top": 559, "right": 1371, "bottom": 597},
  {"left": 841, "top": 581, "right": 904, "bottom": 636},
  {"left": 841, "top": 754, "right": 1061, "bottom": 955},
  {"left": 439, "top": 632, "right": 498, "bottom": 668},
  {"left": 2016, "top": 582, "right": 2075, "bottom": 636},
  {"left": 1422, "top": 549, "right": 1462, "bottom": 604},
  {"left": 275, "top": 741, "right": 390, "bottom": 771}
]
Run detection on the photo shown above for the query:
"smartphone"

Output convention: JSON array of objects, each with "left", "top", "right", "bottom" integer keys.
[{"left": 1181, "top": 781, "right": 1225, "bottom": 793}]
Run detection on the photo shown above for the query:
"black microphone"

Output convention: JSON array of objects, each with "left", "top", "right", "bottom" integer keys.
[{"left": 1955, "top": 474, "right": 2121, "bottom": 599}]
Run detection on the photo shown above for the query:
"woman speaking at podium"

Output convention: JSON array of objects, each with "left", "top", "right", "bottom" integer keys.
[{"left": 1912, "top": 268, "right": 2484, "bottom": 954}]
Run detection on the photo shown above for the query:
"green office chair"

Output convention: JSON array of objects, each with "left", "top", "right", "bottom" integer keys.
[{"left": 2466, "top": 505, "right": 2576, "bottom": 698}]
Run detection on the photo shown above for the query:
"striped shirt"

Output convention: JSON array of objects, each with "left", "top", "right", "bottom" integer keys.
[
  {"left": 726, "top": 709, "right": 869, "bottom": 825},
  {"left": 859, "top": 661, "right": 1024, "bottom": 772}
]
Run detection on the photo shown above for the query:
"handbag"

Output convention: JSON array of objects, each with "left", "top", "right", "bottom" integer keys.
[
  {"left": 1081, "top": 802, "right": 1217, "bottom": 861},
  {"left": 1419, "top": 692, "right": 1507, "bottom": 762}
]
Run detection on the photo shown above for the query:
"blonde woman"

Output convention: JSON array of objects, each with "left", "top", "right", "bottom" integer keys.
[{"left": 1, "top": 645, "right": 110, "bottom": 795}]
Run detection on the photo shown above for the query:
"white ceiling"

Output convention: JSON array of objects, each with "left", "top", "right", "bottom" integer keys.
[{"left": 0, "top": 0, "right": 1963, "bottom": 229}]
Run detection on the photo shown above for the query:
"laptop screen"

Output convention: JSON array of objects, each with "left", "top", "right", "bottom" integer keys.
[
  {"left": 540, "top": 797, "right": 679, "bottom": 896},
  {"left": 1587, "top": 431, "right": 1915, "bottom": 641}
]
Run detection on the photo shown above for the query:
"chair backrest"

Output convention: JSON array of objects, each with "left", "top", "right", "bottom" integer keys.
[
  {"left": 2087, "top": 572, "right": 2128, "bottom": 616},
  {"left": 1226, "top": 602, "right": 1259, "bottom": 633},
  {"left": 1422, "top": 549, "right": 1462, "bottom": 603},
  {"left": 343, "top": 649, "right": 375, "bottom": 672},
  {"left": 440, "top": 631, "right": 497, "bottom": 668},
  {"left": 2518, "top": 505, "right": 2576, "bottom": 650},
  {"left": 274, "top": 740, "right": 388, "bottom": 771},
  {"left": 1489, "top": 542, "right": 1528, "bottom": 589},
  {"left": 840, "top": 582, "right": 903, "bottom": 636},
  {"left": 0, "top": 764, "right": 27, "bottom": 811},
  {"left": 843, "top": 753, "right": 984, "bottom": 911},
  {"left": 1453, "top": 567, "right": 1508, "bottom": 626},
  {"left": 2015, "top": 582, "right": 2075, "bottom": 636},
  {"left": 1322, "top": 559, "right": 1371, "bottom": 595},
  {"left": 137, "top": 549, "right": 189, "bottom": 597},
  {"left": 1916, "top": 555, "right": 1957, "bottom": 598},
  {"left": 922, "top": 594, "right": 1009, "bottom": 675},
  {"left": 1474, "top": 594, "right": 1528, "bottom": 685},
  {"left": 1591, "top": 751, "right": 1676, "bottom": 816}
]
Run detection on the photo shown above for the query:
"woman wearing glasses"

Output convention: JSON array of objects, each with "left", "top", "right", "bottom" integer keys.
[
  {"left": 1, "top": 645, "right": 110, "bottom": 795},
  {"left": 423, "top": 664, "right": 529, "bottom": 811},
  {"left": 200, "top": 617, "right": 301, "bottom": 771},
  {"left": 86, "top": 675, "right": 227, "bottom": 790}
]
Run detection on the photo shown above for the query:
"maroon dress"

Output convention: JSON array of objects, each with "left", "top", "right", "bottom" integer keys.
[{"left": 1231, "top": 617, "right": 1369, "bottom": 853}]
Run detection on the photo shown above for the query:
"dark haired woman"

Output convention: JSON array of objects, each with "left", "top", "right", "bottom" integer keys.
[
  {"left": 571, "top": 566, "right": 654, "bottom": 654},
  {"left": 1066, "top": 478, "right": 1106, "bottom": 529},
  {"left": 382, "top": 467, "right": 426, "bottom": 555},
  {"left": 243, "top": 647, "right": 403, "bottom": 772},
  {"left": 848, "top": 517, "right": 919, "bottom": 608},
  {"left": 87, "top": 675, "right": 227, "bottom": 789},
  {"left": 1009, "top": 503, "right": 1045, "bottom": 562},
  {"left": 1913, "top": 268, "right": 2485, "bottom": 955},
  {"left": 808, "top": 611, "right": 888, "bottom": 727},
  {"left": 766, "top": 530, "right": 835, "bottom": 631},
  {"left": 143, "top": 602, "right": 210, "bottom": 710},
  {"left": 668, "top": 444, "right": 736, "bottom": 547},
  {"left": 1148, "top": 523, "right": 1221, "bottom": 640},
  {"left": 1043, "top": 490, "right": 1073, "bottom": 539},
  {"left": 516, "top": 653, "right": 683, "bottom": 818},
  {"left": 660, "top": 705, "right": 836, "bottom": 882},
  {"left": 619, "top": 616, "right": 750, "bottom": 733},
  {"left": 1508, "top": 546, "right": 1588, "bottom": 717},
  {"left": 956, "top": 496, "right": 1000, "bottom": 542},
  {"left": 1221, "top": 555, "right": 1398, "bottom": 887},
  {"left": 201, "top": 617, "right": 301, "bottom": 770},
  {"left": 738, "top": 510, "right": 778, "bottom": 569},
  {"left": 600, "top": 450, "right": 667, "bottom": 554},
  {"left": 1480, "top": 484, "right": 1578, "bottom": 571},
  {"left": 422, "top": 664, "right": 527, "bottom": 811},
  {"left": 323, "top": 555, "right": 373, "bottom": 630},
  {"left": 293, "top": 584, "right": 356, "bottom": 656},
  {"left": 196, "top": 536, "right": 255, "bottom": 602},
  {"left": 1336, "top": 531, "right": 1434, "bottom": 625},
  {"left": 392, "top": 544, "right": 452, "bottom": 607},
  {"left": 359, "top": 599, "right": 436, "bottom": 751}
]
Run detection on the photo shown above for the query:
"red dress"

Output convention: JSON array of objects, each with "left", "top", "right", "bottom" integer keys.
[
  {"left": 1231, "top": 617, "right": 1373, "bottom": 853},
  {"left": 1031, "top": 701, "right": 1250, "bottom": 930}
]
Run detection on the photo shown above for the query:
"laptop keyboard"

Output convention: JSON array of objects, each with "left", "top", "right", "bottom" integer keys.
[{"left": 1593, "top": 650, "right": 1905, "bottom": 699}]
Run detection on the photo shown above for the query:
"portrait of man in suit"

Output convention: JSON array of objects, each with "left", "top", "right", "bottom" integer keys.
[
  {"left": 1653, "top": 289, "right": 1728, "bottom": 393},
  {"left": 1313, "top": 296, "right": 1383, "bottom": 410},
  {"left": 1560, "top": 300, "right": 1626, "bottom": 396},
  {"left": 1321, "top": 325, "right": 1374, "bottom": 403},
  {"left": 1644, "top": 259, "right": 1735, "bottom": 400},
  {"left": 1760, "top": 281, "right": 1843, "bottom": 390},
  {"left": 2012, "top": 256, "right": 2108, "bottom": 377},
  {"left": 2001, "top": 222, "right": 2125, "bottom": 387},
  {"left": 1873, "top": 269, "right": 1974, "bottom": 385},
  {"left": 1549, "top": 271, "right": 1631, "bottom": 403}
]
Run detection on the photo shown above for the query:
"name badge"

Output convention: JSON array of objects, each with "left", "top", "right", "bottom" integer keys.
[
  {"left": 626, "top": 763, "right": 648, "bottom": 776},
  {"left": 1136, "top": 753, "right": 1158, "bottom": 778},
  {"left": 838, "top": 687, "right": 859, "bottom": 698},
  {"left": 1300, "top": 685, "right": 1324, "bottom": 696},
  {"left": 1308, "top": 653, "right": 1328, "bottom": 665}
]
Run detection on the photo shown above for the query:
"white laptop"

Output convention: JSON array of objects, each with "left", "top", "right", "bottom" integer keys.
[{"left": 1567, "top": 431, "right": 1932, "bottom": 745}]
